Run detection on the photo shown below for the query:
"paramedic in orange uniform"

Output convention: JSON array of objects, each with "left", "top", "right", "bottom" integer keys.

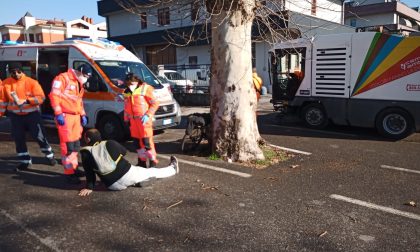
[
  {"left": 123, "top": 73, "right": 159, "bottom": 168},
  {"left": 49, "top": 64, "right": 91, "bottom": 184},
  {"left": 0, "top": 62, "right": 56, "bottom": 171}
]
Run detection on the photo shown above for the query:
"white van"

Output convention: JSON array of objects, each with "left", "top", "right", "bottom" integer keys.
[{"left": 0, "top": 39, "right": 181, "bottom": 141}]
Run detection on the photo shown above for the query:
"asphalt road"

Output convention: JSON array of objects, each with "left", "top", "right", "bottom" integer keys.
[{"left": 0, "top": 96, "right": 419, "bottom": 251}]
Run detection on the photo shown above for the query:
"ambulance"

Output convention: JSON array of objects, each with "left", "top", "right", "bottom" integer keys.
[
  {"left": 269, "top": 32, "right": 420, "bottom": 139},
  {"left": 0, "top": 39, "right": 181, "bottom": 141}
]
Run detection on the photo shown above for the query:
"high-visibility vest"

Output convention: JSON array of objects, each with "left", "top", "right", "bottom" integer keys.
[
  {"left": 1, "top": 75, "right": 45, "bottom": 115},
  {"left": 253, "top": 73, "right": 263, "bottom": 93},
  {"left": 123, "top": 83, "right": 159, "bottom": 121},
  {"left": 49, "top": 69, "right": 85, "bottom": 116},
  {"left": 81, "top": 141, "right": 122, "bottom": 176}
]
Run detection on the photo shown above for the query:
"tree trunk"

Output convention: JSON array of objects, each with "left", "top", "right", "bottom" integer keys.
[{"left": 208, "top": 0, "right": 264, "bottom": 162}]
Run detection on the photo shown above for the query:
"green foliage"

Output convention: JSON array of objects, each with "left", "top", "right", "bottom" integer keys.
[{"left": 208, "top": 153, "right": 220, "bottom": 160}]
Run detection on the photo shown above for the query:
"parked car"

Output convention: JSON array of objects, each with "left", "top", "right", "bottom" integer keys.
[{"left": 160, "top": 70, "right": 194, "bottom": 93}]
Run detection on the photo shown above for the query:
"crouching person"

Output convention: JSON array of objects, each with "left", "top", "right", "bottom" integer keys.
[{"left": 78, "top": 129, "right": 179, "bottom": 197}]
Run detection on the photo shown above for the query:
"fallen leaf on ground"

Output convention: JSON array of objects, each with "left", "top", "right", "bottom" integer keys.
[
  {"left": 404, "top": 201, "right": 417, "bottom": 207},
  {"left": 290, "top": 165, "right": 300, "bottom": 169},
  {"left": 318, "top": 231, "right": 328, "bottom": 237}
]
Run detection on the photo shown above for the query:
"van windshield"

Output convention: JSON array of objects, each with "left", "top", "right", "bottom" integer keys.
[
  {"left": 95, "top": 60, "right": 163, "bottom": 89},
  {"left": 165, "top": 72, "right": 185, "bottom": 80}
]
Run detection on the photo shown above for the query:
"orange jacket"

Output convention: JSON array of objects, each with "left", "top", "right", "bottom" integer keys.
[
  {"left": 49, "top": 69, "right": 85, "bottom": 116},
  {"left": 123, "top": 83, "right": 159, "bottom": 121},
  {"left": 0, "top": 74, "right": 45, "bottom": 116}
]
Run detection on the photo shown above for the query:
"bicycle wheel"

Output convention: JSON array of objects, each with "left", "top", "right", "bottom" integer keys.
[{"left": 181, "top": 128, "right": 203, "bottom": 152}]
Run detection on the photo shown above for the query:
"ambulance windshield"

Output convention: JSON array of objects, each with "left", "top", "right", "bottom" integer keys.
[{"left": 96, "top": 60, "right": 163, "bottom": 89}]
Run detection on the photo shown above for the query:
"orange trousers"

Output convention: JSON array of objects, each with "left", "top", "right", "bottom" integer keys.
[
  {"left": 129, "top": 117, "right": 157, "bottom": 163},
  {"left": 56, "top": 114, "right": 83, "bottom": 175}
]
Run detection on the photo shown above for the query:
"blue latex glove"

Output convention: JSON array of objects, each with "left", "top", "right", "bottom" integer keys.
[
  {"left": 56, "top": 114, "right": 65, "bottom": 126},
  {"left": 141, "top": 115, "right": 149, "bottom": 125},
  {"left": 81, "top": 115, "right": 88, "bottom": 127}
]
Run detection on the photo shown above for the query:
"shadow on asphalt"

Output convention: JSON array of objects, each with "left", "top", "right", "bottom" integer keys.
[{"left": 257, "top": 112, "right": 398, "bottom": 142}]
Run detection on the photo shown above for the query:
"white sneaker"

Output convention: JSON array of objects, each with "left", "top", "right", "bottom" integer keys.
[{"left": 170, "top": 156, "right": 179, "bottom": 174}]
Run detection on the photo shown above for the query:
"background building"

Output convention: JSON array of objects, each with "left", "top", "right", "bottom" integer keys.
[
  {"left": 98, "top": 0, "right": 354, "bottom": 90},
  {"left": 0, "top": 12, "right": 107, "bottom": 43},
  {"left": 344, "top": 0, "right": 420, "bottom": 35}
]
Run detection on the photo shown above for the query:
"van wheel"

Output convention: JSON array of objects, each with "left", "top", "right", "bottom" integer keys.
[
  {"left": 97, "top": 114, "right": 125, "bottom": 141},
  {"left": 302, "top": 103, "right": 329, "bottom": 129},
  {"left": 376, "top": 108, "right": 413, "bottom": 140}
]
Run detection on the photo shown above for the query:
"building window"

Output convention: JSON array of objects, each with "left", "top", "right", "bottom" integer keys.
[
  {"left": 158, "top": 7, "right": 170, "bottom": 26},
  {"left": 189, "top": 56, "right": 198, "bottom": 65},
  {"left": 29, "top": 34, "right": 35, "bottom": 42},
  {"left": 191, "top": 2, "right": 199, "bottom": 21},
  {"left": 311, "top": 0, "right": 317, "bottom": 15},
  {"left": 141, "top": 12, "right": 147, "bottom": 29}
]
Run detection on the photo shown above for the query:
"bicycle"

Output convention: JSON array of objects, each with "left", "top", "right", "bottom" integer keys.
[{"left": 181, "top": 113, "right": 211, "bottom": 152}]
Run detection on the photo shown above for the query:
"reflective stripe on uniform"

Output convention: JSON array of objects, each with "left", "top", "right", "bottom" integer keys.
[
  {"left": 40, "top": 147, "right": 52, "bottom": 152},
  {"left": 17, "top": 152, "right": 30, "bottom": 156},
  {"left": 19, "top": 159, "right": 32, "bottom": 164}
]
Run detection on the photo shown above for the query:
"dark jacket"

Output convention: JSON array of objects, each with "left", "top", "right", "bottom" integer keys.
[{"left": 80, "top": 140, "right": 131, "bottom": 189}]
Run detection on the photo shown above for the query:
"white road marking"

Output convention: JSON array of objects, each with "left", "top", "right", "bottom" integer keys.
[
  {"left": 380, "top": 165, "right": 420, "bottom": 175},
  {"left": 0, "top": 209, "right": 61, "bottom": 252},
  {"left": 158, "top": 154, "right": 252, "bottom": 178},
  {"left": 330, "top": 194, "right": 420, "bottom": 221},
  {"left": 268, "top": 144, "right": 312, "bottom": 155}
]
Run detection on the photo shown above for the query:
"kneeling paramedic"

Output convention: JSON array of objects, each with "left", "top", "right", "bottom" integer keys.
[
  {"left": 78, "top": 129, "right": 179, "bottom": 197},
  {"left": 123, "top": 73, "right": 159, "bottom": 168},
  {"left": 0, "top": 62, "right": 56, "bottom": 170},
  {"left": 49, "top": 64, "right": 90, "bottom": 184}
]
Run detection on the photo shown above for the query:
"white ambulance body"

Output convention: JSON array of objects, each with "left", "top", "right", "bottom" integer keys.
[
  {"left": 0, "top": 39, "right": 181, "bottom": 141},
  {"left": 269, "top": 32, "right": 420, "bottom": 139}
]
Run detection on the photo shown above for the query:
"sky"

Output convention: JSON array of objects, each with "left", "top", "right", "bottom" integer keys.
[
  {"left": 0, "top": 0, "right": 418, "bottom": 25},
  {"left": 0, "top": 0, "right": 105, "bottom": 25}
]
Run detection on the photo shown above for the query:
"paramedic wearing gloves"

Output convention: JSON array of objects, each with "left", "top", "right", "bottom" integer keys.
[
  {"left": 49, "top": 64, "right": 91, "bottom": 184},
  {"left": 123, "top": 73, "right": 159, "bottom": 168}
]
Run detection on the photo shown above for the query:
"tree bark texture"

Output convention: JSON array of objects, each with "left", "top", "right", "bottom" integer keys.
[{"left": 208, "top": 0, "right": 264, "bottom": 162}]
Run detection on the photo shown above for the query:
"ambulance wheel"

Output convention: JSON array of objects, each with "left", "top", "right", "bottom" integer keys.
[
  {"left": 376, "top": 108, "right": 414, "bottom": 140},
  {"left": 98, "top": 114, "right": 125, "bottom": 141},
  {"left": 301, "top": 103, "right": 329, "bottom": 129}
]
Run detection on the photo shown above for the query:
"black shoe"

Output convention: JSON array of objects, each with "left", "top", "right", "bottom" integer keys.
[
  {"left": 137, "top": 159, "right": 147, "bottom": 168},
  {"left": 133, "top": 182, "right": 142, "bottom": 188},
  {"left": 16, "top": 163, "right": 31, "bottom": 172},
  {"left": 73, "top": 168, "right": 85, "bottom": 177},
  {"left": 47, "top": 157, "right": 57, "bottom": 166},
  {"left": 65, "top": 174, "right": 81, "bottom": 185},
  {"left": 170, "top": 156, "right": 179, "bottom": 174}
]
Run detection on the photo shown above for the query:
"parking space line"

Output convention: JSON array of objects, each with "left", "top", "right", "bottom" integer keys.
[
  {"left": 380, "top": 165, "right": 420, "bottom": 175},
  {"left": 268, "top": 144, "right": 312, "bottom": 155},
  {"left": 330, "top": 194, "right": 420, "bottom": 221},
  {"left": 0, "top": 209, "right": 61, "bottom": 252},
  {"left": 158, "top": 154, "right": 252, "bottom": 178}
]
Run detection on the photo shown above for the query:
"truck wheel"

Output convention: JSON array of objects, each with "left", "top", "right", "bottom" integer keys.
[
  {"left": 97, "top": 114, "right": 125, "bottom": 141},
  {"left": 376, "top": 108, "right": 413, "bottom": 140},
  {"left": 302, "top": 103, "right": 329, "bottom": 129}
]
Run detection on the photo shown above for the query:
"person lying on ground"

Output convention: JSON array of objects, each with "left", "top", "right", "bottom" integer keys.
[{"left": 78, "top": 129, "right": 179, "bottom": 197}]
